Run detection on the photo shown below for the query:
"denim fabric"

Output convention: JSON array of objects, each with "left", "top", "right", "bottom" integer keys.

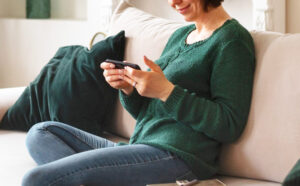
[{"left": 22, "top": 122, "right": 196, "bottom": 186}]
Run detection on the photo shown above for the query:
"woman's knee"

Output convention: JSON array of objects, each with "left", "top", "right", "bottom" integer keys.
[
  {"left": 26, "top": 121, "right": 67, "bottom": 164},
  {"left": 26, "top": 121, "right": 67, "bottom": 148},
  {"left": 26, "top": 122, "right": 55, "bottom": 149},
  {"left": 22, "top": 166, "right": 50, "bottom": 186}
]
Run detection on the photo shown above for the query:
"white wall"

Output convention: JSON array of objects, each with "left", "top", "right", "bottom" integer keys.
[
  {"left": 223, "top": 0, "right": 253, "bottom": 30},
  {"left": 0, "top": 0, "right": 86, "bottom": 19},
  {"left": 51, "top": 0, "right": 87, "bottom": 20}
]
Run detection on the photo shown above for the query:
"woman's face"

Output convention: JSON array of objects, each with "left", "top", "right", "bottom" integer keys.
[{"left": 168, "top": 0, "right": 204, "bottom": 22}]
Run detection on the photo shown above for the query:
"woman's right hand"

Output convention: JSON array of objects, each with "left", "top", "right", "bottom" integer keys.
[{"left": 100, "top": 62, "right": 134, "bottom": 95}]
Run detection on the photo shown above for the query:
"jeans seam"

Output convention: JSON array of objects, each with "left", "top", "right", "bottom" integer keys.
[
  {"left": 40, "top": 127, "right": 77, "bottom": 154},
  {"left": 48, "top": 154, "right": 178, "bottom": 185},
  {"left": 45, "top": 125, "right": 98, "bottom": 150}
]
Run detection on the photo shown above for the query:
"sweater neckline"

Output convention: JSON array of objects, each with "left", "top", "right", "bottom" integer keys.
[{"left": 182, "top": 18, "right": 236, "bottom": 48}]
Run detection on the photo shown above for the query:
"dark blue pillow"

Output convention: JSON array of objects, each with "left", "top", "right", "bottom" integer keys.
[{"left": 0, "top": 31, "right": 125, "bottom": 135}]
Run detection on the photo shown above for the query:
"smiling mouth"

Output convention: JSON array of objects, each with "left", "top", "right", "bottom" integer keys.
[{"left": 176, "top": 5, "right": 190, "bottom": 13}]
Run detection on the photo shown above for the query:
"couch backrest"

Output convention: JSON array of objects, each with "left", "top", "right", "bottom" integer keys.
[
  {"left": 219, "top": 31, "right": 300, "bottom": 183},
  {"left": 108, "top": 0, "right": 300, "bottom": 183}
]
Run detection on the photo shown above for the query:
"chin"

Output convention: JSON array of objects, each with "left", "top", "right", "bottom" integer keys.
[{"left": 182, "top": 16, "right": 194, "bottom": 22}]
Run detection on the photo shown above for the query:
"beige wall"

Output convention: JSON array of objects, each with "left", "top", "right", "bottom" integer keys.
[
  {"left": 0, "top": 0, "right": 86, "bottom": 19},
  {"left": 286, "top": 0, "right": 300, "bottom": 33}
]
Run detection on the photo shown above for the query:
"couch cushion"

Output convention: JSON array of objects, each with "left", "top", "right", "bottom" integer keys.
[
  {"left": 219, "top": 32, "right": 300, "bottom": 183},
  {"left": 0, "top": 130, "right": 35, "bottom": 186},
  {"left": 108, "top": 0, "right": 184, "bottom": 138},
  {"left": 0, "top": 87, "right": 25, "bottom": 121},
  {"left": 0, "top": 130, "right": 127, "bottom": 186}
]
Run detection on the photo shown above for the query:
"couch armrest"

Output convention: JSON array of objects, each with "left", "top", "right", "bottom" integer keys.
[{"left": 0, "top": 87, "right": 25, "bottom": 122}]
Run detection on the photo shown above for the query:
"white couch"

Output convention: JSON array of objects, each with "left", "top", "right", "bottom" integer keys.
[{"left": 1, "top": 1, "right": 300, "bottom": 185}]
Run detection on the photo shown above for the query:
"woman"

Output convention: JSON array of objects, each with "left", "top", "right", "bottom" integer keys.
[{"left": 22, "top": 0, "right": 255, "bottom": 185}]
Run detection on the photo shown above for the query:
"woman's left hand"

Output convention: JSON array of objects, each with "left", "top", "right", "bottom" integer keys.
[{"left": 123, "top": 56, "right": 174, "bottom": 102}]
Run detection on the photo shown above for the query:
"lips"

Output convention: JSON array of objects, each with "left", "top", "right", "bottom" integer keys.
[{"left": 176, "top": 5, "right": 190, "bottom": 14}]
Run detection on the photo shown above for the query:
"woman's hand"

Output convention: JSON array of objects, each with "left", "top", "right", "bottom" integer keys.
[
  {"left": 123, "top": 56, "right": 174, "bottom": 102},
  {"left": 100, "top": 62, "right": 134, "bottom": 95}
]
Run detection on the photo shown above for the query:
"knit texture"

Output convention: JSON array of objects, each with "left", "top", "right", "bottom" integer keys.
[
  {"left": 283, "top": 159, "right": 300, "bottom": 186},
  {"left": 119, "top": 19, "right": 255, "bottom": 179}
]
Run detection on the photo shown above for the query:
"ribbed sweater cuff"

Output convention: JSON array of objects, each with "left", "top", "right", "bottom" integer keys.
[
  {"left": 163, "top": 85, "right": 186, "bottom": 111},
  {"left": 119, "top": 89, "right": 139, "bottom": 105}
]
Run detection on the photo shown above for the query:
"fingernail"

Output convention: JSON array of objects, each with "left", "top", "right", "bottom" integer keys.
[{"left": 110, "top": 64, "right": 114, "bottom": 68}]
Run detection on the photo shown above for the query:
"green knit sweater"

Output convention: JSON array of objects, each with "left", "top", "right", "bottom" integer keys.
[{"left": 119, "top": 19, "right": 255, "bottom": 179}]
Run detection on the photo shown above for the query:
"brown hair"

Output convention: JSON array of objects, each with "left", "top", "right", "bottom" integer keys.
[{"left": 203, "top": 0, "right": 224, "bottom": 11}]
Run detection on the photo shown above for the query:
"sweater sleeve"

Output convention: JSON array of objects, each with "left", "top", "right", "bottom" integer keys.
[
  {"left": 119, "top": 89, "right": 149, "bottom": 119},
  {"left": 160, "top": 40, "right": 255, "bottom": 143}
]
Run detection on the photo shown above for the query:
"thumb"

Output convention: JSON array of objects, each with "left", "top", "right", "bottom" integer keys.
[{"left": 144, "top": 56, "right": 163, "bottom": 73}]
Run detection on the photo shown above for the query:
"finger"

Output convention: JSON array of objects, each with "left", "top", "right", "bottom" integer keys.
[
  {"left": 123, "top": 75, "right": 136, "bottom": 87},
  {"left": 124, "top": 66, "right": 144, "bottom": 81},
  {"left": 106, "top": 75, "right": 123, "bottom": 83},
  {"left": 101, "top": 62, "right": 115, "bottom": 69},
  {"left": 144, "top": 56, "right": 162, "bottom": 73},
  {"left": 103, "top": 69, "right": 124, "bottom": 76},
  {"left": 110, "top": 80, "right": 126, "bottom": 88}
]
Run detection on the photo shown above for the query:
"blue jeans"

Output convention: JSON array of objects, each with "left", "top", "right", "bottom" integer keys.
[{"left": 22, "top": 122, "right": 197, "bottom": 186}]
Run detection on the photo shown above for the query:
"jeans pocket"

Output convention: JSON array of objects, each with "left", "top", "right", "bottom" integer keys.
[{"left": 176, "top": 170, "right": 198, "bottom": 181}]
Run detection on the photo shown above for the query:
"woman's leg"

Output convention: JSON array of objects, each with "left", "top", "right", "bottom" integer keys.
[
  {"left": 26, "top": 121, "right": 116, "bottom": 165},
  {"left": 22, "top": 144, "right": 197, "bottom": 186}
]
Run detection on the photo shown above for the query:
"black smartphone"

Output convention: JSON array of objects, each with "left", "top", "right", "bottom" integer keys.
[{"left": 105, "top": 59, "right": 141, "bottom": 70}]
